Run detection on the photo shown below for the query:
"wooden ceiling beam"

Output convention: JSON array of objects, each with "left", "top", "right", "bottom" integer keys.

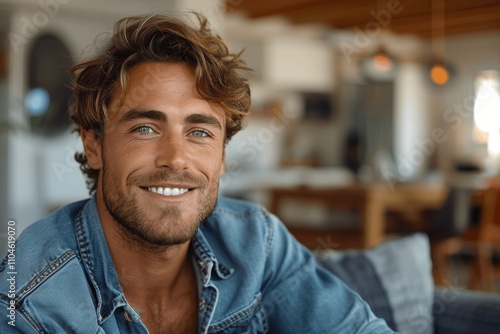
[
  {"left": 292, "top": 1, "right": 435, "bottom": 25},
  {"left": 228, "top": 0, "right": 500, "bottom": 36},
  {"left": 229, "top": 0, "right": 324, "bottom": 18},
  {"left": 387, "top": 6, "right": 500, "bottom": 37},
  {"left": 285, "top": 1, "right": 378, "bottom": 26}
]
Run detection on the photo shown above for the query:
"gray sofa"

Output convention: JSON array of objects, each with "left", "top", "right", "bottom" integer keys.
[{"left": 315, "top": 233, "right": 500, "bottom": 334}]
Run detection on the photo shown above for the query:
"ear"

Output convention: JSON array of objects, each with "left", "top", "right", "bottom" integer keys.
[{"left": 81, "top": 129, "right": 103, "bottom": 170}]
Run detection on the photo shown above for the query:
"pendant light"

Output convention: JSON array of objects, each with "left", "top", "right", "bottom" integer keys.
[
  {"left": 361, "top": 0, "right": 397, "bottom": 82},
  {"left": 429, "top": 0, "right": 453, "bottom": 86}
]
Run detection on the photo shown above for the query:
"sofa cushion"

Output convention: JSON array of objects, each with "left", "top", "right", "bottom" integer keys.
[{"left": 315, "top": 233, "right": 434, "bottom": 334}]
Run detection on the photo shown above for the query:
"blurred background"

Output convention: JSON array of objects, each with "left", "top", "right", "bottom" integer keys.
[{"left": 0, "top": 0, "right": 499, "bottom": 290}]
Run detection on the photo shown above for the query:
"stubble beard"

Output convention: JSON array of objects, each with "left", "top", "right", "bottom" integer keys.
[{"left": 101, "top": 160, "right": 219, "bottom": 250}]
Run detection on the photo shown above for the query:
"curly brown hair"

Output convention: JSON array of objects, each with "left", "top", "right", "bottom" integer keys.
[{"left": 69, "top": 13, "right": 252, "bottom": 194}]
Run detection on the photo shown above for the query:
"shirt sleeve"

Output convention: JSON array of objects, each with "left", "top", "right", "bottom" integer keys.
[{"left": 260, "top": 212, "right": 398, "bottom": 334}]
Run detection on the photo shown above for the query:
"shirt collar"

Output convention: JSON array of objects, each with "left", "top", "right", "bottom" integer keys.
[
  {"left": 75, "top": 196, "right": 234, "bottom": 324},
  {"left": 75, "top": 196, "right": 126, "bottom": 324},
  {"left": 191, "top": 228, "right": 235, "bottom": 287}
]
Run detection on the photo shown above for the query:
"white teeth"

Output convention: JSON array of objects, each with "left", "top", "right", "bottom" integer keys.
[{"left": 147, "top": 187, "right": 189, "bottom": 196}]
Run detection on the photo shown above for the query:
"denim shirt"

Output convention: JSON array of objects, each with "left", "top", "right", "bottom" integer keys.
[{"left": 0, "top": 196, "right": 395, "bottom": 333}]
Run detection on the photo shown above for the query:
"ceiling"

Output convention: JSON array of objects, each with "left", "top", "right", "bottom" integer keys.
[{"left": 227, "top": 0, "right": 500, "bottom": 37}]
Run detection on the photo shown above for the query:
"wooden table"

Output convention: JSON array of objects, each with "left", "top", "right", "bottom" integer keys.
[{"left": 268, "top": 183, "right": 447, "bottom": 249}]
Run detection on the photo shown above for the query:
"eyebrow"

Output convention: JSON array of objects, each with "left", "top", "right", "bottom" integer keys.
[
  {"left": 118, "top": 109, "right": 222, "bottom": 130},
  {"left": 185, "top": 113, "right": 222, "bottom": 130},
  {"left": 119, "top": 109, "right": 166, "bottom": 123}
]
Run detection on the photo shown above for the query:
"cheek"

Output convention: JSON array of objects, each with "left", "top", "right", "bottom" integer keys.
[
  {"left": 190, "top": 150, "right": 224, "bottom": 177},
  {"left": 102, "top": 139, "right": 143, "bottom": 172},
  {"left": 213, "top": 154, "right": 226, "bottom": 179},
  {"left": 208, "top": 160, "right": 224, "bottom": 178},
  {"left": 105, "top": 134, "right": 146, "bottom": 157}
]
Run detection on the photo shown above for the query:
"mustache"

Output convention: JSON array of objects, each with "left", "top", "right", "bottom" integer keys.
[{"left": 131, "top": 170, "right": 205, "bottom": 187}]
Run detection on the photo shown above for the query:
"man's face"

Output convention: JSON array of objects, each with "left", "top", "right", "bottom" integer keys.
[{"left": 84, "top": 62, "right": 226, "bottom": 246}]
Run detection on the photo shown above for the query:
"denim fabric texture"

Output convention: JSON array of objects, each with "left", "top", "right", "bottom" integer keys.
[{"left": 0, "top": 196, "right": 395, "bottom": 333}]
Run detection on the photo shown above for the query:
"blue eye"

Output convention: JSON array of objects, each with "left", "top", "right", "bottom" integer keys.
[
  {"left": 134, "top": 126, "right": 154, "bottom": 135},
  {"left": 191, "top": 129, "right": 209, "bottom": 138}
]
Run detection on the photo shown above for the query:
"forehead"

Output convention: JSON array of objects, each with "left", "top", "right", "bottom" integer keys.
[
  {"left": 109, "top": 62, "right": 226, "bottom": 124},
  {"left": 127, "top": 62, "right": 193, "bottom": 89}
]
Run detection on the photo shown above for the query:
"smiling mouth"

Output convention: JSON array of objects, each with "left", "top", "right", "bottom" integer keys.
[{"left": 146, "top": 187, "right": 190, "bottom": 196}]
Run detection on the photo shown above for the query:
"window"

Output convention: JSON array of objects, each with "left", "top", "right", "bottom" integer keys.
[
  {"left": 473, "top": 70, "right": 500, "bottom": 157},
  {"left": 27, "top": 34, "right": 73, "bottom": 137}
]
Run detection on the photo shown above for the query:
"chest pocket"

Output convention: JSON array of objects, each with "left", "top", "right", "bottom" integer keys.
[{"left": 207, "top": 293, "right": 268, "bottom": 334}]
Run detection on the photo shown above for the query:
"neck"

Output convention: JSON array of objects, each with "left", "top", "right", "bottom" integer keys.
[
  {"left": 110, "top": 232, "right": 191, "bottom": 301},
  {"left": 96, "top": 194, "right": 193, "bottom": 306}
]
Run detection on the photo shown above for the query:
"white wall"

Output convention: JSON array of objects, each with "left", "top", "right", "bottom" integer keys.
[
  {"left": 264, "top": 37, "right": 334, "bottom": 91},
  {"left": 394, "top": 62, "right": 431, "bottom": 180}
]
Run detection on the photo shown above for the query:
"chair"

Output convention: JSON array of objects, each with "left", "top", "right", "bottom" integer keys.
[
  {"left": 432, "top": 177, "right": 500, "bottom": 291},
  {"left": 466, "top": 178, "right": 500, "bottom": 291}
]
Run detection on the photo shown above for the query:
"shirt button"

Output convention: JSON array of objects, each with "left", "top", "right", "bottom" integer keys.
[
  {"left": 199, "top": 299, "right": 206, "bottom": 311},
  {"left": 124, "top": 310, "right": 133, "bottom": 322},
  {"left": 198, "top": 261, "right": 206, "bottom": 271}
]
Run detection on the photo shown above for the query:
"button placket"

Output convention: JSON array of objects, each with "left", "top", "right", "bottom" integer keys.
[{"left": 198, "top": 285, "right": 218, "bottom": 334}]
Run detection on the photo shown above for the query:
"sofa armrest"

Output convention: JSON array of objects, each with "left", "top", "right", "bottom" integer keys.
[{"left": 434, "top": 288, "right": 500, "bottom": 334}]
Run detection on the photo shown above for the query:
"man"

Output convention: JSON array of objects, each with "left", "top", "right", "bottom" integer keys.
[{"left": 0, "top": 14, "right": 395, "bottom": 333}]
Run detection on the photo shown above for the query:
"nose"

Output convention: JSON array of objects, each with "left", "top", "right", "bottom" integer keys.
[{"left": 155, "top": 135, "right": 189, "bottom": 172}]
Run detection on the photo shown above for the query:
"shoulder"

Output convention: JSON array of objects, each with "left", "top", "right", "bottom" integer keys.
[
  {"left": 200, "top": 196, "right": 302, "bottom": 281},
  {"left": 0, "top": 199, "right": 99, "bottom": 332},
  {"left": 0, "top": 199, "right": 88, "bottom": 297},
  {"left": 206, "top": 198, "right": 318, "bottom": 287},
  {"left": 17, "top": 199, "right": 87, "bottom": 247},
  {"left": 200, "top": 196, "right": 283, "bottom": 268},
  {"left": 203, "top": 197, "right": 279, "bottom": 248}
]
